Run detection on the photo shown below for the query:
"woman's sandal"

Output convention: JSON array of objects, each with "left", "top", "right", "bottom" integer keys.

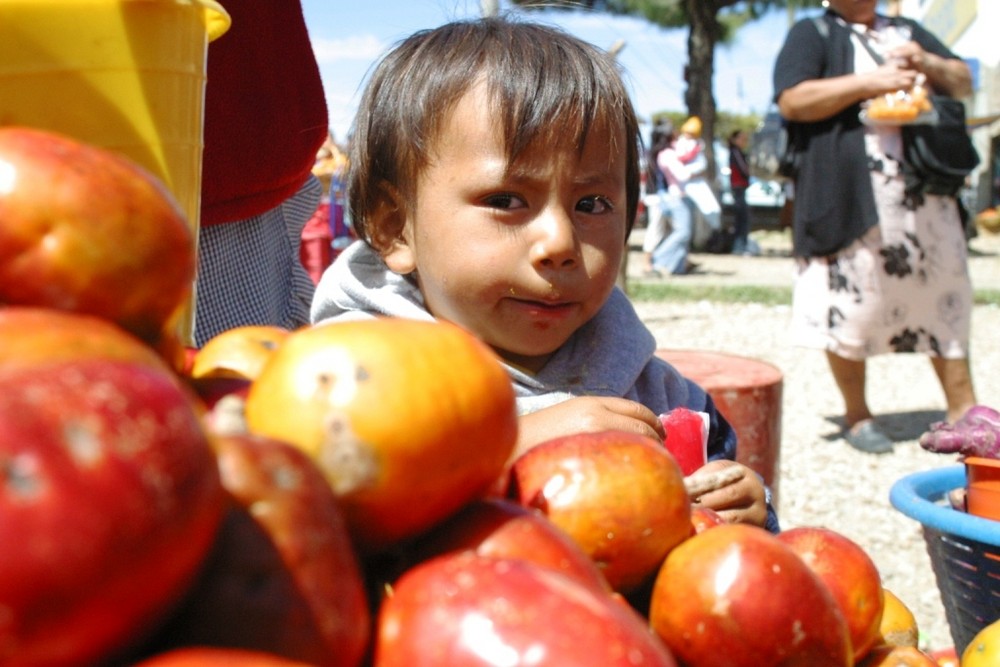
[{"left": 844, "top": 420, "right": 894, "bottom": 455}]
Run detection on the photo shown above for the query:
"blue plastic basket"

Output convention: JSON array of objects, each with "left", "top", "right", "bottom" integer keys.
[{"left": 890, "top": 465, "right": 1000, "bottom": 654}]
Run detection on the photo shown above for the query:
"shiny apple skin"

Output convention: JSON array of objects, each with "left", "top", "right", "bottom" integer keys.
[
  {"left": 506, "top": 430, "right": 690, "bottom": 593},
  {"left": 0, "top": 359, "right": 224, "bottom": 667},
  {"left": 690, "top": 506, "right": 726, "bottom": 534},
  {"left": 374, "top": 552, "right": 678, "bottom": 666},
  {"left": 777, "top": 526, "right": 885, "bottom": 662},
  {"left": 0, "top": 127, "right": 194, "bottom": 342},
  {"left": 650, "top": 524, "right": 852, "bottom": 667},
  {"left": 410, "top": 497, "right": 611, "bottom": 595}
]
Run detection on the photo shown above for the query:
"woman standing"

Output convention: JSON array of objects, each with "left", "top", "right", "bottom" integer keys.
[{"left": 774, "top": 0, "right": 976, "bottom": 453}]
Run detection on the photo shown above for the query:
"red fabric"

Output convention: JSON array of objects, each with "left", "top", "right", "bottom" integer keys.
[
  {"left": 729, "top": 145, "right": 751, "bottom": 189},
  {"left": 200, "top": 0, "right": 329, "bottom": 226}
]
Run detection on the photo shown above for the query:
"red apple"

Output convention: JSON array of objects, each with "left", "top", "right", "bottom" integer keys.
[
  {"left": 690, "top": 506, "right": 726, "bottom": 534},
  {"left": 777, "top": 526, "right": 884, "bottom": 662},
  {"left": 144, "top": 433, "right": 371, "bottom": 667},
  {"left": 649, "top": 524, "right": 852, "bottom": 667},
  {"left": 506, "top": 430, "right": 691, "bottom": 593},
  {"left": 0, "top": 127, "right": 195, "bottom": 343},
  {"left": 374, "top": 552, "right": 678, "bottom": 666},
  {"left": 410, "top": 497, "right": 611, "bottom": 595},
  {"left": 0, "top": 359, "right": 224, "bottom": 666}
]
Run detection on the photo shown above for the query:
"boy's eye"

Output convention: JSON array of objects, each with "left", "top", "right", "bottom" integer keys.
[
  {"left": 483, "top": 193, "right": 526, "bottom": 210},
  {"left": 577, "top": 195, "right": 614, "bottom": 214}
]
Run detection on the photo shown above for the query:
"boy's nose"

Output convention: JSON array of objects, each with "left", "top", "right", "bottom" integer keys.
[{"left": 529, "top": 207, "right": 579, "bottom": 270}]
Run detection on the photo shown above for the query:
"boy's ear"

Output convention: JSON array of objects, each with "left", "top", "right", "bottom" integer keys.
[
  {"left": 368, "top": 183, "right": 416, "bottom": 275},
  {"left": 382, "top": 236, "right": 416, "bottom": 275}
]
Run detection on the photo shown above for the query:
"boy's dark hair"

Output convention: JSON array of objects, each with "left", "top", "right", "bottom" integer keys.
[{"left": 347, "top": 16, "right": 641, "bottom": 251}]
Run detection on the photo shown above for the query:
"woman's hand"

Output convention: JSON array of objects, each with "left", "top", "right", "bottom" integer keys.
[
  {"left": 888, "top": 40, "right": 929, "bottom": 70},
  {"left": 514, "top": 396, "right": 664, "bottom": 459},
  {"left": 889, "top": 40, "right": 973, "bottom": 98},
  {"left": 865, "top": 61, "right": 921, "bottom": 97},
  {"left": 686, "top": 459, "right": 769, "bottom": 528},
  {"left": 779, "top": 62, "right": 918, "bottom": 122}
]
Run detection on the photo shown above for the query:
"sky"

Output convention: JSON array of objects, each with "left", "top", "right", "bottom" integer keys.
[{"left": 299, "top": 1, "right": 809, "bottom": 144}]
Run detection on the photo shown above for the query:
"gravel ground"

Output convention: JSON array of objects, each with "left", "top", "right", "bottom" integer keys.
[{"left": 629, "top": 229, "right": 1000, "bottom": 653}]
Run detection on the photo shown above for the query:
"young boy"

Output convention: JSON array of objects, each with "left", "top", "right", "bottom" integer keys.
[{"left": 311, "top": 17, "right": 777, "bottom": 532}]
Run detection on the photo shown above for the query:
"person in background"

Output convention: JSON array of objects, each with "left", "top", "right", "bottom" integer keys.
[
  {"left": 652, "top": 119, "right": 713, "bottom": 275},
  {"left": 310, "top": 17, "right": 777, "bottom": 531},
  {"left": 674, "top": 116, "right": 723, "bottom": 238},
  {"left": 727, "top": 129, "right": 755, "bottom": 255},
  {"left": 299, "top": 141, "right": 336, "bottom": 285},
  {"left": 301, "top": 135, "right": 355, "bottom": 284},
  {"left": 674, "top": 116, "right": 705, "bottom": 167},
  {"left": 640, "top": 122, "right": 674, "bottom": 276},
  {"left": 774, "top": 0, "right": 976, "bottom": 453},
  {"left": 194, "top": 0, "right": 328, "bottom": 346}
]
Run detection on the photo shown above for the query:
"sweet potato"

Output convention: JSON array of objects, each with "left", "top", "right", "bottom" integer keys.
[{"left": 918, "top": 405, "right": 1000, "bottom": 458}]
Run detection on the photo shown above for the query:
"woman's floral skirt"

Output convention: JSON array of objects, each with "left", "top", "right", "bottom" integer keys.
[{"left": 792, "top": 171, "right": 973, "bottom": 360}]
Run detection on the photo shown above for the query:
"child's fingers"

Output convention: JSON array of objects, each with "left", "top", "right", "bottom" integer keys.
[{"left": 684, "top": 465, "right": 745, "bottom": 499}]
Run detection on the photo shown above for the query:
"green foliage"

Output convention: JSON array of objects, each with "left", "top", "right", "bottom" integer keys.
[
  {"left": 975, "top": 289, "right": 1000, "bottom": 307},
  {"left": 628, "top": 282, "right": 792, "bottom": 306},
  {"left": 627, "top": 283, "right": 1000, "bottom": 308}
]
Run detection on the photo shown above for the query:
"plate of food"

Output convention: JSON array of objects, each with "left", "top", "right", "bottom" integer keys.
[{"left": 860, "top": 82, "right": 936, "bottom": 126}]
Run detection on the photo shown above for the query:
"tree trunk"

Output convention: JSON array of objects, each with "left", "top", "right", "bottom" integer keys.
[{"left": 683, "top": 0, "right": 722, "bottom": 183}]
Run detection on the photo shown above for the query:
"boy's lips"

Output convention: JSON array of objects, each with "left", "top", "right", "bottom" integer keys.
[{"left": 506, "top": 296, "right": 578, "bottom": 320}]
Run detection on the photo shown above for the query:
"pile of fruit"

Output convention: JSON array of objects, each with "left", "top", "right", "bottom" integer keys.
[{"left": 1, "top": 127, "right": 989, "bottom": 666}]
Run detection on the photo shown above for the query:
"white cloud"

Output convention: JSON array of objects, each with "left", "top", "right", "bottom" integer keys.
[{"left": 311, "top": 34, "right": 387, "bottom": 64}]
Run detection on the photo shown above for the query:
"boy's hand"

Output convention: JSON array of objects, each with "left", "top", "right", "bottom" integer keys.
[
  {"left": 514, "top": 397, "right": 664, "bottom": 459},
  {"left": 686, "top": 459, "right": 768, "bottom": 529}
]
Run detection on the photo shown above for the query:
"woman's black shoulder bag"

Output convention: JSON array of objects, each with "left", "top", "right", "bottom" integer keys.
[{"left": 900, "top": 96, "right": 979, "bottom": 203}]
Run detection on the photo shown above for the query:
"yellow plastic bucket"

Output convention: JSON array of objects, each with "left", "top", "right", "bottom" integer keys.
[{"left": 0, "top": 0, "right": 231, "bottom": 343}]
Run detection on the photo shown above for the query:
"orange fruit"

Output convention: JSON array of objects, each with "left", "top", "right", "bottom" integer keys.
[
  {"left": 877, "top": 588, "right": 919, "bottom": 648},
  {"left": 190, "top": 325, "right": 291, "bottom": 380},
  {"left": 0, "top": 306, "right": 173, "bottom": 375},
  {"left": 962, "top": 618, "right": 1000, "bottom": 667},
  {"left": 244, "top": 318, "right": 518, "bottom": 552},
  {"left": 0, "top": 127, "right": 195, "bottom": 343},
  {"left": 856, "top": 644, "right": 938, "bottom": 666}
]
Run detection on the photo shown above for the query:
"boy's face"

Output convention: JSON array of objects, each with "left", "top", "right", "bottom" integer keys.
[{"left": 381, "top": 82, "right": 628, "bottom": 373}]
